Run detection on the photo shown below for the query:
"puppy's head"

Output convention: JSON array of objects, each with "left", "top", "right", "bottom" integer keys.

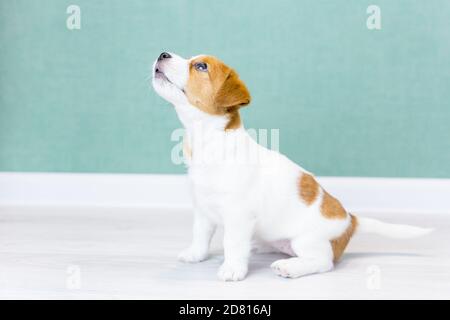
[{"left": 152, "top": 52, "right": 251, "bottom": 128}]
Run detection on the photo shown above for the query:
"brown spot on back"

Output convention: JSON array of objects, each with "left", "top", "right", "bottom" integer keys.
[
  {"left": 331, "top": 214, "right": 358, "bottom": 261},
  {"left": 183, "top": 137, "right": 192, "bottom": 160},
  {"left": 184, "top": 56, "right": 250, "bottom": 130},
  {"left": 321, "top": 191, "right": 347, "bottom": 219},
  {"left": 299, "top": 173, "right": 319, "bottom": 205}
]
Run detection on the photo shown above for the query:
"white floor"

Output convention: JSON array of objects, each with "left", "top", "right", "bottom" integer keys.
[{"left": 0, "top": 206, "right": 449, "bottom": 300}]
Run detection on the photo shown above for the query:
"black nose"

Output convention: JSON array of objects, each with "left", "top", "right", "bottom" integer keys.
[{"left": 158, "top": 52, "right": 172, "bottom": 61}]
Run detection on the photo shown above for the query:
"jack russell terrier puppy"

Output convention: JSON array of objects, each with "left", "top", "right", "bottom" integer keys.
[{"left": 152, "top": 52, "right": 432, "bottom": 281}]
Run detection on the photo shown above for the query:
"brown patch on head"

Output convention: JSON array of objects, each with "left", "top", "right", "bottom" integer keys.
[
  {"left": 320, "top": 191, "right": 347, "bottom": 219},
  {"left": 331, "top": 214, "right": 358, "bottom": 262},
  {"left": 184, "top": 56, "right": 250, "bottom": 130},
  {"left": 298, "top": 173, "right": 319, "bottom": 205}
]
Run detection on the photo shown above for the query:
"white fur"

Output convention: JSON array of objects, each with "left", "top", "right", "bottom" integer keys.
[
  {"left": 152, "top": 53, "right": 432, "bottom": 281},
  {"left": 357, "top": 217, "right": 433, "bottom": 238}
]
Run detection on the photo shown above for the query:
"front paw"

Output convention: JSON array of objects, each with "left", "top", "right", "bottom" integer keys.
[
  {"left": 217, "top": 262, "right": 248, "bottom": 281},
  {"left": 177, "top": 247, "right": 208, "bottom": 263}
]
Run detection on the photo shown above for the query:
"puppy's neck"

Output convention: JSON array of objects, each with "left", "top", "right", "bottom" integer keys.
[{"left": 174, "top": 103, "right": 244, "bottom": 134}]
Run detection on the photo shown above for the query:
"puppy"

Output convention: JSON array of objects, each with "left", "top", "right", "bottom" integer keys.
[{"left": 152, "top": 52, "right": 432, "bottom": 281}]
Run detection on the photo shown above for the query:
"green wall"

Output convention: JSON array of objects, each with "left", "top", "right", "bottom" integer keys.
[{"left": 1, "top": 0, "right": 449, "bottom": 177}]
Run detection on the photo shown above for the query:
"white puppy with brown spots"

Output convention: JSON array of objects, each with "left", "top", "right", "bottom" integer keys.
[{"left": 152, "top": 52, "right": 432, "bottom": 281}]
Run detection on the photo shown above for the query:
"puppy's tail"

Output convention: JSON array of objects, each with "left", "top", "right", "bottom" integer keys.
[{"left": 355, "top": 216, "right": 433, "bottom": 239}]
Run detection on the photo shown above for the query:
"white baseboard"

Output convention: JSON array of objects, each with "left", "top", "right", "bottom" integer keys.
[{"left": 0, "top": 172, "right": 449, "bottom": 214}]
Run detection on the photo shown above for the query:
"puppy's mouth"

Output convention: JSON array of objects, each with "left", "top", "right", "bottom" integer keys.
[
  {"left": 154, "top": 68, "right": 185, "bottom": 94},
  {"left": 154, "top": 68, "right": 171, "bottom": 83}
]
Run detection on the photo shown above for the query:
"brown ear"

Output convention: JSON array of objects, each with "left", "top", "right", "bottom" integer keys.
[{"left": 214, "top": 69, "right": 251, "bottom": 110}]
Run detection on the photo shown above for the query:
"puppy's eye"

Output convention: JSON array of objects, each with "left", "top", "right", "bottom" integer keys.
[{"left": 194, "top": 62, "right": 208, "bottom": 72}]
